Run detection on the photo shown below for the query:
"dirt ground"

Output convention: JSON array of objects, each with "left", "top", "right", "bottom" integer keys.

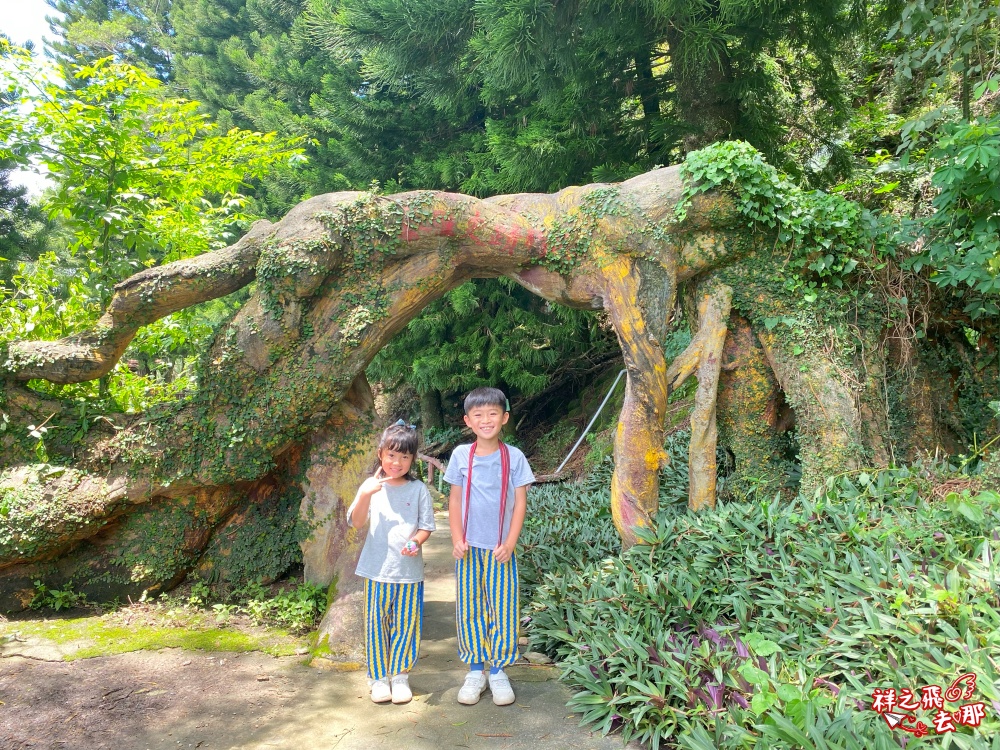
[
  {"left": 1, "top": 648, "right": 324, "bottom": 750},
  {"left": 1, "top": 525, "right": 638, "bottom": 750}
]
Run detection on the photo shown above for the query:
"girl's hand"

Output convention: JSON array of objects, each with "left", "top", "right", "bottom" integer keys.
[
  {"left": 493, "top": 540, "right": 514, "bottom": 564},
  {"left": 401, "top": 539, "right": 420, "bottom": 557},
  {"left": 359, "top": 467, "right": 389, "bottom": 497},
  {"left": 452, "top": 538, "right": 469, "bottom": 560}
]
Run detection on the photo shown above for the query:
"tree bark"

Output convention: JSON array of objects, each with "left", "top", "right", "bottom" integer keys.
[
  {"left": 664, "top": 27, "right": 740, "bottom": 152},
  {"left": 755, "top": 329, "right": 865, "bottom": 494},
  {"left": 667, "top": 280, "right": 732, "bottom": 511},
  {"left": 419, "top": 389, "right": 445, "bottom": 431},
  {"left": 716, "top": 312, "right": 788, "bottom": 496},
  {"left": 1, "top": 166, "right": 750, "bottom": 575},
  {"left": 635, "top": 47, "right": 660, "bottom": 122}
]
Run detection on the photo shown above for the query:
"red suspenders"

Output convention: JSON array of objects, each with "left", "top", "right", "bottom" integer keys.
[{"left": 461, "top": 441, "right": 511, "bottom": 546}]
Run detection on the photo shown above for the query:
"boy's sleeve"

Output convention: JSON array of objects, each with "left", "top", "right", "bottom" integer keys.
[
  {"left": 442, "top": 445, "right": 466, "bottom": 486},
  {"left": 512, "top": 448, "right": 535, "bottom": 487},
  {"left": 417, "top": 483, "right": 436, "bottom": 531}
]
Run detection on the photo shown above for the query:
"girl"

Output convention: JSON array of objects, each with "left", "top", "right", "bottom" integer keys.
[{"left": 348, "top": 420, "right": 436, "bottom": 704}]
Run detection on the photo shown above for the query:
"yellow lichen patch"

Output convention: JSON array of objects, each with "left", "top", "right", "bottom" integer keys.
[
  {"left": 555, "top": 186, "right": 591, "bottom": 209},
  {"left": 588, "top": 245, "right": 621, "bottom": 271}
]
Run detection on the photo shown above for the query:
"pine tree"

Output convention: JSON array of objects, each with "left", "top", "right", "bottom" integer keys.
[
  {"left": 308, "top": 0, "right": 866, "bottom": 184},
  {"left": 367, "top": 279, "right": 619, "bottom": 430},
  {"left": 169, "top": 0, "right": 493, "bottom": 212},
  {"left": 168, "top": 0, "right": 257, "bottom": 125},
  {"left": 46, "top": 0, "right": 173, "bottom": 81}
]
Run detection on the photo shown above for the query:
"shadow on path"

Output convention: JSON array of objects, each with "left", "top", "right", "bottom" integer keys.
[{"left": 0, "top": 511, "right": 639, "bottom": 750}]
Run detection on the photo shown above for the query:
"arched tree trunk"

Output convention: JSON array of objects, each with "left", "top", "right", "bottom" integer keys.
[
  {"left": 0, "top": 164, "right": 902, "bottom": 617},
  {"left": 1, "top": 169, "right": 737, "bottom": 583}
]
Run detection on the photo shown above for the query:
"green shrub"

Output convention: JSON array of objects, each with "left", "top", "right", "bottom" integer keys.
[
  {"left": 30, "top": 580, "right": 86, "bottom": 611},
  {"left": 240, "top": 581, "right": 328, "bottom": 633},
  {"left": 521, "top": 430, "right": 707, "bottom": 600},
  {"left": 534, "top": 421, "right": 581, "bottom": 472},
  {"left": 582, "top": 429, "right": 615, "bottom": 473},
  {"left": 520, "top": 462, "right": 622, "bottom": 598},
  {"left": 526, "top": 468, "right": 1000, "bottom": 748},
  {"left": 153, "top": 577, "right": 329, "bottom": 634}
]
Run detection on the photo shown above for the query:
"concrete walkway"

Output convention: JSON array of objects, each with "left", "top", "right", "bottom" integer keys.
[{"left": 303, "top": 514, "right": 635, "bottom": 750}]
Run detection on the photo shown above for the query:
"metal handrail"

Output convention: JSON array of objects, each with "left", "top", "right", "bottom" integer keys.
[{"left": 554, "top": 368, "right": 627, "bottom": 475}]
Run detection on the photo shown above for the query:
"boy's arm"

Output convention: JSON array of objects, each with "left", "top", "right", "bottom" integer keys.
[
  {"left": 448, "top": 483, "right": 469, "bottom": 559},
  {"left": 494, "top": 485, "right": 528, "bottom": 563}
]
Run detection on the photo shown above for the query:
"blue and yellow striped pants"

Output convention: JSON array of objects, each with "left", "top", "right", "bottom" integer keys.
[
  {"left": 364, "top": 579, "right": 423, "bottom": 681},
  {"left": 455, "top": 546, "right": 519, "bottom": 668}
]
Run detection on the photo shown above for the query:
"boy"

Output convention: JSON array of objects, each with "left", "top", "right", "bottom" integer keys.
[{"left": 444, "top": 387, "right": 535, "bottom": 706}]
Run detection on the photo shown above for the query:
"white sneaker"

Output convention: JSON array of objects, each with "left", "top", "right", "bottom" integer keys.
[
  {"left": 391, "top": 673, "right": 412, "bottom": 704},
  {"left": 370, "top": 677, "right": 391, "bottom": 703},
  {"left": 489, "top": 670, "right": 515, "bottom": 706},
  {"left": 457, "top": 670, "right": 488, "bottom": 705}
]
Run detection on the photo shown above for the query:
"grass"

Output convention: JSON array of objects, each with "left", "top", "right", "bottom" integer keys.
[
  {"left": 1, "top": 578, "right": 322, "bottom": 660},
  {"left": 1, "top": 605, "right": 308, "bottom": 660},
  {"left": 2, "top": 616, "right": 303, "bottom": 659}
]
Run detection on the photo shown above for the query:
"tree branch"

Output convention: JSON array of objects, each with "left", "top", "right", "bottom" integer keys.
[{"left": 3, "top": 218, "right": 275, "bottom": 383}]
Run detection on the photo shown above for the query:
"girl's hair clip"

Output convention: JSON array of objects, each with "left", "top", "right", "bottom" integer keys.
[{"left": 394, "top": 418, "right": 416, "bottom": 429}]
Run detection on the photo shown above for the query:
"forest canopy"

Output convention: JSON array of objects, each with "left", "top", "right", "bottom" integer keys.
[{"left": 4, "top": 0, "right": 999, "bottom": 455}]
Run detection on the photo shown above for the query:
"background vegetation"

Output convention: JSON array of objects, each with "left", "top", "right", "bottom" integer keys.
[
  {"left": 521, "top": 449, "right": 1000, "bottom": 749},
  {"left": 3, "top": 0, "right": 1000, "bottom": 746}
]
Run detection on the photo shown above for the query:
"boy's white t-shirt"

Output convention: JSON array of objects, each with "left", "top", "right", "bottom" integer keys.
[
  {"left": 444, "top": 443, "right": 535, "bottom": 550},
  {"left": 347, "top": 479, "right": 436, "bottom": 583}
]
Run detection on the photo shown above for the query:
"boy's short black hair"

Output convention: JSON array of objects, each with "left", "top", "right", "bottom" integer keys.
[{"left": 464, "top": 387, "right": 508, "bottom": 414}]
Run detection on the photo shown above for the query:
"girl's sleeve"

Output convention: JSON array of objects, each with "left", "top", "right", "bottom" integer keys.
[{"left": 417, "top": 483, "right": 436, "bottom": 531}]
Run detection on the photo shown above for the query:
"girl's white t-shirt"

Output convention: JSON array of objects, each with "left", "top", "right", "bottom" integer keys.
[{"left": 347, "top": 479, "right": 436, "bottom": 583}]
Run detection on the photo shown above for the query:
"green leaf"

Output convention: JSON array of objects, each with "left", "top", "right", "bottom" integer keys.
[
  {"left": 777, "top": 683, "right": 800, "bottom": 702},
  {"left": 739, "top": 662, "right": 771, "bottom": 686},
  {"left": 745, "top": 634, "right": 782, "bottom": 656},
  {"left": 751, "top": 692, "right": 774, "bottom": 715}
]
